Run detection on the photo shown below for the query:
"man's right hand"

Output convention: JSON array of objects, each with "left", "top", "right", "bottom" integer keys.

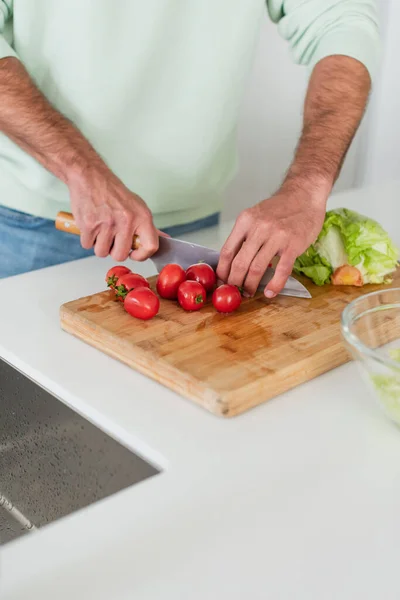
[
  {"left": 69, "top": 166, "right": 159, "bottom": 262},
  {"left": 0, "top": 58, "right": 159, "bottom": 263}
]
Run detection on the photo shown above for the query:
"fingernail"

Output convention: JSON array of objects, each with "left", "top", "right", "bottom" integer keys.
[
  {"left": 243, "top": 292, "right": 252, "bottom": 298},
  {"left": 264, "top": 290, "right": 276, "bottom": 299}
]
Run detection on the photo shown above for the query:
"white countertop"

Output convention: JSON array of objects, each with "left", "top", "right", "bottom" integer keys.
[{"left": 2, "top": 182, "right": 400, "bottom": 600}]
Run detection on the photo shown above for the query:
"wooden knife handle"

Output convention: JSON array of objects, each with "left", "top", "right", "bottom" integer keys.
[
  {"left": 55, "top": 211, "right": 81, "bottom": 235},
  {"left": 55, "top": 212, "right": 140, "bottom": 250}
]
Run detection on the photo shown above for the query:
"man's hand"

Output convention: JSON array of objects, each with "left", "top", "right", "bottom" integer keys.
[
  {"left": 69, "top": 167, "right": 158, "bottom": 262},
  {"left": 218, "top": 55, "right": 371, "bottom": 297},
  {"left": 0, "top": 57, "right": 158, "bottom": 261},
  {"left": 217, "top": 186, "right": 326, "bottom": 298}
]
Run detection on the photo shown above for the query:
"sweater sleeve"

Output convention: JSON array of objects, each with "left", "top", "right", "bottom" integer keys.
[
  {"left": 266, "top": 0, "right": 380, "bottom": 81},
  {"left": 0, "top": 1, "right": 17, "bottom": 60}
]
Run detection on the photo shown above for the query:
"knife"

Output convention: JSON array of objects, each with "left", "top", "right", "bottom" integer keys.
[{"left": 55, "top": 212, "right": 311, "bottom": 299}]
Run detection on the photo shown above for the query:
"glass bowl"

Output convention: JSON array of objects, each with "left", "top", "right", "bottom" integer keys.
[{"left": 341, "top": 288, "right": 400, "bottom": 426}]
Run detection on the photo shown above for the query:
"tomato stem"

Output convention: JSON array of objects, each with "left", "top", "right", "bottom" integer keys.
[
  {"left": 115, "top": 285, "right": 128, "bottom": 299},
  {"left": 107, "top": 275, "right": 118, "bottom": 289}
]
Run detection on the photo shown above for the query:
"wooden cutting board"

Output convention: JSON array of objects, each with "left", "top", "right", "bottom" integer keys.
[{"left": 60, "top": 272, "right": 400, "bottom": 417}]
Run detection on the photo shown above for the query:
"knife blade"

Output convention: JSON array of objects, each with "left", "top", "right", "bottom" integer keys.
[
  {"left": 152, "top": 236, "right": 311, "bottom": 299},
  {"left": 55, "top": 212, "right": 311, "bottom": 299}
]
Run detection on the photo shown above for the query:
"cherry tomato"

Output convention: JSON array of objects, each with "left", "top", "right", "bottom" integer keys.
[
  {"left": 185, "top": 263, "right": 216, "bottom": 293},
  {"left": 212, "top": 284, "right": 241, "bottom": 314},
  {"left": 124, "top": 287, "right": 160, "bottom": 320},
  {"left": 105, "top": 266, "right": 131, "bottom": 289},
  {"left": 115, "top": 273, "right": 150, "bottom": 302},
  {"left": 156, "top": 263, "right": 186, "bottom": 300},
  {"left": 177, "top": 281, "right": 206, "bottom": 311}
]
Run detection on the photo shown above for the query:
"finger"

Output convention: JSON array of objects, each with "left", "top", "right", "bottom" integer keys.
[
  {"left": 76, "top": 210, "right": 100, "bottom": 250},
  {"left": 110, "top": 215, "right": 135, "bottom": 261},
  {"left": 264, "top": 250, "right": 296, "bottom": 298},
  {"left": 111, "top": 224, "right": 134, "bottom": 262},
  {"left": 216, "top": 226, "right": 246, "bottom": 283},
  {"left": 79, "top": 218, "right": 99, "bottom": 250},
  {"left": 80, "top": 229, "right": 97, "bottom": 250},
  {"left": 129, "top": 219, "right": 159, "bottom": 262},
  {"left": 226, "top": 238, "right": 264, "bottom": 288},
  {"left": 94, "top": 227, "right": 115, "bottom": 258},
  {"left": 158, "top": 229, "right": 171, "bottom": 238},
  {"left": 243, "top": 243, "right": 276, "bottom": 297}
]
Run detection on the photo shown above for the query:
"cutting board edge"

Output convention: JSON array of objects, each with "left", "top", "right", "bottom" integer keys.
[
  {"left": 221, "top": 342, "right": 352, "bottom": 417},
  {"left": 59, "top": 303, "right": 233, "bottom": 418}
]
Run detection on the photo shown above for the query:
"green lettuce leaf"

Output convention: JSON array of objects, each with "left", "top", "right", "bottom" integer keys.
[{"left": 293, "top": 246, "right": 332, "bottom": 286}]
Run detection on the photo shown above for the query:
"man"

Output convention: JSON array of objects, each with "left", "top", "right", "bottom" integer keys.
[{"left": 0, "top": 1, "right": 378, "bottom": 297}]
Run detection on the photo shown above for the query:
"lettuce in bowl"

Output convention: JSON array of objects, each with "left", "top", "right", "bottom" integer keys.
[{"left": 371, "top": 349, "right": 400, "bottom": 425}]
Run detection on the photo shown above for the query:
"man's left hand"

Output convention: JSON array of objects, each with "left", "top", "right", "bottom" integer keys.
[{"left": 216, "top": 189, "right": 327, "bottom": 298}]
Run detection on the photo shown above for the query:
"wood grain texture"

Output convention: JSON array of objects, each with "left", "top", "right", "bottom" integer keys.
[{"left": 60, "top": 272, "right": 400, "bottom": 417}]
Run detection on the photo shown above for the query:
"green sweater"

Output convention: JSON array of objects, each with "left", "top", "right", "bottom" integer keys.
[{"left": 0, "top": 1, "right": 379, "bottom": 228}]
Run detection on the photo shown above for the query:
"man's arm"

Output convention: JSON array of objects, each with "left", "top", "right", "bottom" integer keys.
[
  {"left": 284, "top": 56, "right": 370, "bottom": 194},
  {"left": 217, "top": 55, "right": 371, "bottom": 297},
  {"left": 0, "top": 58, "right": 158, "bottom": 261},
  {"left": 217, "top": 0, "right": 379, "bottom": 297}
]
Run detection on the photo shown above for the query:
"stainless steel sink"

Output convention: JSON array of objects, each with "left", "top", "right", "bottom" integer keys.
[{"left": 0, "top": 358, "right": 159, "bottom": 545}]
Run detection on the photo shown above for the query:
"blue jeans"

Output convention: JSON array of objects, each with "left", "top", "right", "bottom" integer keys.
[{"left": 0, "top": 205, "right": 220, "bottom": 278}]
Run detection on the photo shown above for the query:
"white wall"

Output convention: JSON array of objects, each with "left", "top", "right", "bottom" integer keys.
[
  {"left": 355, "top": 0, "right": 399, "bottom": 187},
  {"left": 222, "top": 16, "right": 363, "bottom": 221}
]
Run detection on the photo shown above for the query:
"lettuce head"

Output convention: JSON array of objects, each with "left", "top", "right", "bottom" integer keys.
[{"left": 294, "top": 208, "right": 399, "bottom": 286}]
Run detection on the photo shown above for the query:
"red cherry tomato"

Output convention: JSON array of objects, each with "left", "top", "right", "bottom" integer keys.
[
  {"left": 185, "top": 263, "right": 216, "bottom": 293},
  {"left": 156, "top": 263, "right": 186, "bottom": 299},
  {"left": 124, "top": 287, "right": 160, "bottom": 320},
  {"left": 115, "top": 273, "right": 150, "bottom": 302},
  {"left": 212, "top": 284, "right": 241, "bottom": 314},
  {"left": 177, "top": 281, "right": 206, "bottom": 311},
  {"left": 105, "top": 266, "right": 131, "bottom": 289}
]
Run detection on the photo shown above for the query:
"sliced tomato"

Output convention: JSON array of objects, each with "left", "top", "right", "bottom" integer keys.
[
  {"left": 177, "top": 281, "right": 206, "bottom": 311},
  {"left": 156, "top": 263, "right": 186, "bottom": 300},
  {"left": 115, "top": 273, "right": 150, "bottom": 302},
  {"left": 124, "top": 287, "right": 160, "bottom": 320},
  {"left": 212, "top": 284, "right": 241, "bottom": 314},
  {"left": 332, "top": 265, "right": 363, "bottom": 287},
  {"left": 105, "top": 266, "right": 131, "bottom": 289},
  {"left": 185, "top": 263, "right": 216, "bottom": 293}
]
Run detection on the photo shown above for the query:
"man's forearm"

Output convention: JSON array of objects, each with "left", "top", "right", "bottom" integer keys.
[
  {"left": 0, "top": 57, "right": 105, "bottom": 185},
  {"left": 0, "top": 57, "right": 158, "bottom": 261},
  {"left": 282, "top": 55, "right": 371, "bottom": 197}
]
